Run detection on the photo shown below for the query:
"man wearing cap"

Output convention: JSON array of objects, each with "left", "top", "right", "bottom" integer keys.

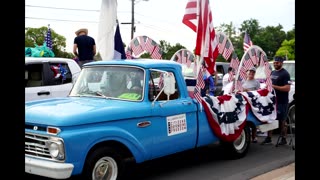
[
  {"left": 73, "top": 28, "right": 96, "bottom": 68},
  {"left": 261, "top": 56, "right": 291, "bottom": 145}
]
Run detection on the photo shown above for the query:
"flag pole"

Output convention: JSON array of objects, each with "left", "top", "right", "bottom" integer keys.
[{"left": 196, "top": 0, "right": 204, "bottom": 77}]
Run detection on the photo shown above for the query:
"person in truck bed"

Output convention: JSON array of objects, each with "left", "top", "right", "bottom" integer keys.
[{"left": 241, "top": 66, "right": 260, "bottom": 143}]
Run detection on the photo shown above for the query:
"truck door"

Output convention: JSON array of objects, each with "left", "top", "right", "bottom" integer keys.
[{"left": 148, "top": 70, "right": 198, "bottom": 159}]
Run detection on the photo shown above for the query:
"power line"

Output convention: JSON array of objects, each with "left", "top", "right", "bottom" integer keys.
[
  {"left": 25, "top": 5, "right": 100, "bottom": 12},
  {"left": 25, "top": 17, "right": 98, "bottom": 23}
]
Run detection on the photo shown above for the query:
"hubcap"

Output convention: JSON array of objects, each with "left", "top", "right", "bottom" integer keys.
[
  {"left": 233, "top": 129, "right": 246, "bottom": 151},
  {"left": 92, "top": 157, "right": 118, "bottom": 180}
]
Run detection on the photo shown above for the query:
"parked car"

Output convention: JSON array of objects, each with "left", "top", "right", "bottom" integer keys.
[
  {"left": 25, "top": 57, "right": 81, "bottom": 101},
  {"left": 269, "top": 60, "right": 295, "bottom": 129}
]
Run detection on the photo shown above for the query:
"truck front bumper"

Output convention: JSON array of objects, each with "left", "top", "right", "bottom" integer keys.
[{"left": 25, "top": 156, "right": 74, "bottom": 179}]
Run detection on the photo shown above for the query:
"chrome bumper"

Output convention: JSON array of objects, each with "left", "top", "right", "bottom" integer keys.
[{"left": 25, "top": 156, "right": 74, "bottom": 179}]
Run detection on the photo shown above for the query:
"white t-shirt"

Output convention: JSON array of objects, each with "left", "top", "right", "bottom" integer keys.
[
  {"left": 222, "top": 73, "right": 230, "bottom": 88},
  {"left": 241, "top": 79, "right": 260, "bottom": 91}
]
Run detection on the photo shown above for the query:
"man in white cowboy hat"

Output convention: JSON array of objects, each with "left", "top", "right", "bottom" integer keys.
[{"left": 73, "top": 28, "right": 96, "bottom": 68}]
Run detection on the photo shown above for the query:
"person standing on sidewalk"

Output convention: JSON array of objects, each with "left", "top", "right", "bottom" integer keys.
[
  {"left": 73, "top": 28, "right": 96, "bottom": 68},
  {"left": 261, "top": 56, "right": 291, "bottom": 145}
]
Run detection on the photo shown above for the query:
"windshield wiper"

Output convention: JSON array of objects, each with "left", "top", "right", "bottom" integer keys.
[{"left": 96, "top": 91, "right": 109, "bottom": 99}]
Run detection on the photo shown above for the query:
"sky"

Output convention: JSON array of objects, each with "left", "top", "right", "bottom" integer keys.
[{"left": 25, "top": 0, "right": 295, "bottom": 54}]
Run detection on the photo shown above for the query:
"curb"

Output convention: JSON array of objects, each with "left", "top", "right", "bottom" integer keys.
[{"left": 251, "top": 163, "right": 295, "bottom": 180}]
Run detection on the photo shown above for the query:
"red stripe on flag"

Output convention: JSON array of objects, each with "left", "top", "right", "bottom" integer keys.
[{"left": 182, "top": 0, "right": 198, "bottom": 32}]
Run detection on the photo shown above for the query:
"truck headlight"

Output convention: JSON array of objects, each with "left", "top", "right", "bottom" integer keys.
[{"left": 48, "top": 140, "right": 65, "bottom": 160}]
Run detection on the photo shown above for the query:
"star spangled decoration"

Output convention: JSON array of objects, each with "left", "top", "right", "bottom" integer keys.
[{"left": 45, "top": 24, "right": 52, "bottom": 50}]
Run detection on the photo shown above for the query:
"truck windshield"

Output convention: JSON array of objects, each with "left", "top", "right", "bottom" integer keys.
[{"left": 69, "top": 66, "right": 145, "bottom": 101}]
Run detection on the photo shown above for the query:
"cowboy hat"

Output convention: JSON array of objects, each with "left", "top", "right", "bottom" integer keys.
[{"left": 75, "top": 28, "right": 88, "bottom": 36}]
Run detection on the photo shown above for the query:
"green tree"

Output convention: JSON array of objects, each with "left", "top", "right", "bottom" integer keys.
[
  {"left": 159, "top": 40, "right": 186, "bottom": 60},
  {"left": 25, "top": 26, "right": 74, "bottom": 58},
  {"left": 239, "top": 18, "right": 261, "bottom": 39},
  {"left": 275, "top": 39, "right": 295, "bottom": 60},
  {"left": 254, "top": 25, "right": 286, "bottom": 59},
  {"left": 216, "top": 22, "right": 236, "bottom": 39},
  {"left": 286, "top": 26, "right": 295, "bottom": 40}
]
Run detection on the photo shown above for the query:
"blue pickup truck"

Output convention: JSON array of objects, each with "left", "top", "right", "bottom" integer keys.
[{"left": 25, "top": 59, "right": 277, "bottom": 180}]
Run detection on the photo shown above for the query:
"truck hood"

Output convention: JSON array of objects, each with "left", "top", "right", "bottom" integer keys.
[{"left": 25, "top": 97, "right": 152, "bottom": 126}]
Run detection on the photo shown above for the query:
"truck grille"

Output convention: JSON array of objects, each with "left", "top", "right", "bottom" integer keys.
[{"left": 25, "top": 132, "right": 51, "bottom": 159}]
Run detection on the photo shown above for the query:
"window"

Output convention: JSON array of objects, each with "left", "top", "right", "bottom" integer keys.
[
  {"left": 148, "top": 70, "right": 179, "bottom": 101},
  {"left": 46, "top": 62, "right": 72, "bottom": 86},
  {"left": 25, "top": 63, "right": 43, "bottom": 87}
]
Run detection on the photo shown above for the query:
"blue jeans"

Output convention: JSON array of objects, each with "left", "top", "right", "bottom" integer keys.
[
  {"left": 78, "top": 60, "right": 94, "bottom": 68},
  {"left": 277, "top": 103, "right": 289, "bottom": 122}
]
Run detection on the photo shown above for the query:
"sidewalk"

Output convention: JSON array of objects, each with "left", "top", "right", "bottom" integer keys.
[{"left": 251, "top": 163, "right": 295, "bottom": 180}]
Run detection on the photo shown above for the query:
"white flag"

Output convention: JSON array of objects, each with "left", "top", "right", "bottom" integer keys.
[{"left": 97, "top": 0, "right": 117, "bottom": 60}]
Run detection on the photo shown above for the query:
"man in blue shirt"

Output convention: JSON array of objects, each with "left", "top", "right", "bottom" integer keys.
[
  {"left": 261, "top": 56, "right": 291, "bottom": 145},
  {"left": 73, "top": 28, "right": 96, "bottom": 68}
]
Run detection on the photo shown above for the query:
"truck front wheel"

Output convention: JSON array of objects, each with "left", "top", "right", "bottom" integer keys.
[
  {"left": 83, "top": 147, "right": 125, "bottom": 180},
  {"left": 220, "top": 125, "right": 251, "bottom": 159}
]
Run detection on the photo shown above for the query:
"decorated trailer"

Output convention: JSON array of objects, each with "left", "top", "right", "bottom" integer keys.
[{"left": 25, "top": 56, "right": 278, "bottom": 180}]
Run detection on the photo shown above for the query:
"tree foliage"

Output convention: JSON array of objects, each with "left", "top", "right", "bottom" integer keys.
[
  {"left": 159, "top": 40, "right": 186, "bottom": 60},
  {"left": 25, "top": 26, "right": 74, "bottom": 58}
]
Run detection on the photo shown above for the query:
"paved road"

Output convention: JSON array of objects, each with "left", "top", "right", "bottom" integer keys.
[{"left": 24, "top": 134, "right": 295, "bottom": 180}]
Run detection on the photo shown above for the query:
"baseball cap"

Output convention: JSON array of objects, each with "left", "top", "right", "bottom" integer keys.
[
  {"left": 249, "top": 67, "right": 256, "bottom": 72},
  {"left": 274, "top": 56, "right": 284, "bottom": 62}
]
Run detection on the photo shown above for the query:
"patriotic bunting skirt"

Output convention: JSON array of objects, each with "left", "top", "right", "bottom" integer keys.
[{"left": 200, "top": 89, "right": 276, "bottom": 142}]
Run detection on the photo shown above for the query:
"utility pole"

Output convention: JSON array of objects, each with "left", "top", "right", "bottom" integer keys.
[
  {"left": 121, "top": 0, "right": 149, "bottom": 40},
  {"left": 121, "top": 0, "right": 135, "bottom": 40},
  {"left": 131, "top": 0, "right": 135, "bottom": 40}
]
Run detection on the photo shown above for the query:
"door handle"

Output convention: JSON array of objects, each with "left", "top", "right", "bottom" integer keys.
[
  {"left": 37, "top": 91, "right": 50, "bottom": 96},
  {"left": 137, "top": 121, "right": 151, "bottom": 128},
  {"left": 182, "top": 101, "right": 192, "bottom": 105}
]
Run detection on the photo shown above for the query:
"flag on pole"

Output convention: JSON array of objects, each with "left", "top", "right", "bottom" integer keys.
[
  {"left": 145, "top": 38, "right": 156, "bottom": 54},
  {"left": 243, "top": 31, "right": 253, "bottom": 52},
  {"left": 97, "top": 0, "right": 117, "bottom": 60},
  {"left": 139, "top": 36, "right": 147, "bottom": 50},
  {"left": 182, "top": 0, "right": 198, "bottom": 32},
  {"left": 45, "top": 25, "right": 52, "bottom": 50},
  {"left": 183, "top": 0, "right": 218, "bottom": 75},
  {"left": 151, "top": 45, "right": 162, "bottom": 59},
  {"left": 131, "top": 38, "right": 144, "bottom": 56},
  {"left": 113, "top": 23, "right": 126, "bottom": 59}
]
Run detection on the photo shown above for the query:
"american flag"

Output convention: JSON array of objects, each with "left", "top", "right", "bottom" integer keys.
[
  {"left": 158, "top": 73, "right": 164, "bottom": 89},
  {"left": 196, "top": 67, "right": 205, "bottom": 88},
  {"left": 242, "top": 53, "right": 254, "bottom": 70},
  {"left": 151, "top": 45, "right": 162, "bottom": 59},
  {"left": 222, "top": 40, "right": 233, "bottom": 60},
  {"left": 183, "top": 0, "right": 219, "bottom": 75},
  {"left": 230, "top": 52, "right": 240, "bottom": 71},
  {"left": 218, "top": 33, "right": 227, "bottom": 54},
  {"left": 145, "top": 38, "right": 156, "bottom": 54},
  {"left": 243, "top": 31, "right": 253, "bottom": 52},
  {"left": 248, "top": 48, "right": 257, "bottom": 65},
  {"left": 131, "top": 38, "right": 144, "bottom": 56},
  {"left": 194, "top": 86, "right": 203, "bottom": 103},
  {"left": 175, "top": 51, "right": 182, "bottom": 63},
  {"left": 45, "top": 25, "right": 52, "bottom": 50},
  {"left": 263, "top": 60, "right": 273, "bottom": 92},
  {"left": 182, "top": 50, "right": 188, "bottom": 64},
  {"left": 139, "top": 36, "right": 147, "bottom": 50},
  {"left": 187, "top": 53, "right": 194, "bottom": 68}
]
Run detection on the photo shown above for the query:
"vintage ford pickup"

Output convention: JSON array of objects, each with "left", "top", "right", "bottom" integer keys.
[{"left": 25, "top": 59, "right": 277, "bottom": 180}]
